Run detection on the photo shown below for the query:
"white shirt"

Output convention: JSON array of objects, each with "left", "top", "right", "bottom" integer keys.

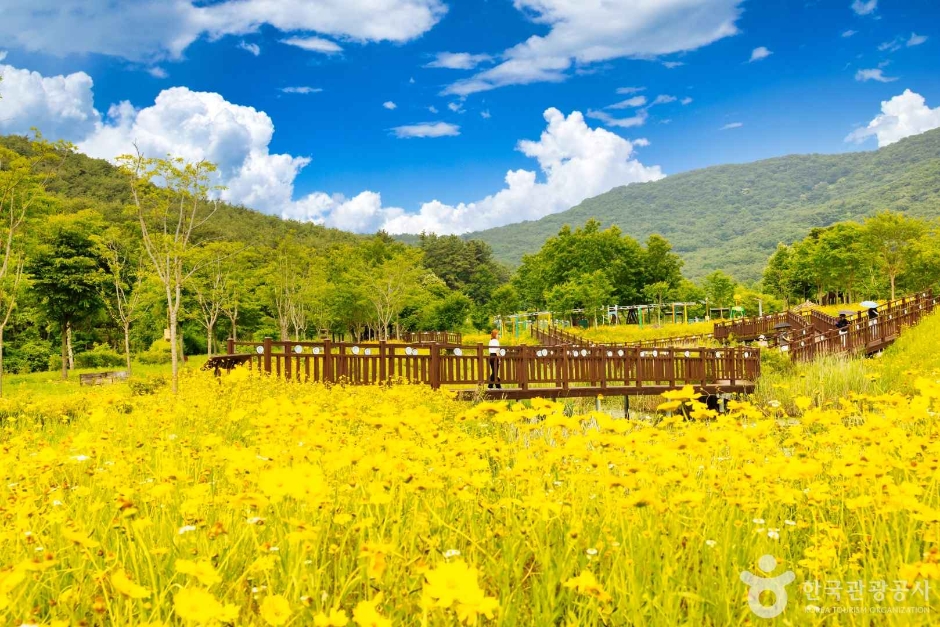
[{"left": 488, "top": 338, "right": 500, "bottom": 355}]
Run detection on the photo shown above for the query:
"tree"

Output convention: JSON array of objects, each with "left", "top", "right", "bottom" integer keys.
[
  {"left": 192, "top": 242, "right": 241, "bottom": 356},
  {"left": 94, "top": 226, "right": 144, "bottom": 374},
  {"left": 701, "top": 271, "right": 736, "bottom": 318},
  {"left": 119, "top": 151, "right": 220, "bottom": 393},
  {"left": 28, "top": 211, "right": 106, "bottom": 379},
  {"left": 642, "top": 281, "right": 672, "bottom": 326},
  {"left": 349, "top": 248, "right": 427, "bottom": 340},
  {"left": 642, "top": 234, "right": 684, "bottom": 289},
  {"left": 0, "top": 133, "right": 66, "bottom": 393},
  {"left": 864, "top": 211, "right": 926, "bottom": 300}
]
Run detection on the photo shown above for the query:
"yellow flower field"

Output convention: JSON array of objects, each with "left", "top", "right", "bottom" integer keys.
[{"left": 0, "top": 362, "right": 938, "bottom": 625}]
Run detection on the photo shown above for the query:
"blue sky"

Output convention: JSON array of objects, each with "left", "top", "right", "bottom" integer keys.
[{"left": 1, "top": 0, "right": 938, "bottom": 234}]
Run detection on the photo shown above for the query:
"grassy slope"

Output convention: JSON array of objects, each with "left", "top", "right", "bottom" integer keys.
[
  {"left": 0, "top": 356, "right": 208, "bottom": 398},
  {"left": 469, "top": 128, "right": 940, "bottom": 282}
]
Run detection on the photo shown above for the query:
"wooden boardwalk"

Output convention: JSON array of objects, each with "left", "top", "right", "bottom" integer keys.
[
  {"left": 205, "top": 338, "right": 759, "bottom": 400},
  {"left": 714, "top": 291, "right": 937, "bottom": 360}
]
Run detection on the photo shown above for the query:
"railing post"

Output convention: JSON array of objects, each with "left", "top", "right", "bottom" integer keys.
[
  {"left": 519, "top": 346, "right": 529, "bottom": 391},
  {"left": 429, "top": 342, "right": 441, "bottom": 389},
  {"left": 477, "top": 343, "right": 485, "bottom": 385},
  {"left": 323, "top": 339, "right": 333, "bottom": 382},
  {"left": 284, "top": 341, "right": 292, "bottom": 381},
  {"left": 227, "top": 338, "right": 235, "bottom": 355},
  {"left": 379, "top": 340, "right": 387, "bottom": 383},
  {"left": 263, "top": 337, "right": 272, "bottom": 375}
]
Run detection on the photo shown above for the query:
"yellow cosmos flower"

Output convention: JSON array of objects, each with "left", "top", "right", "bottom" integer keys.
[
  {"left": 175, "top": 559, "right": 222, "bottom": 586},
  {"left": 260, "top": 594, "right": 291, "bottom": 626},
  {"left": 353, "top": 595, "right": 391, "bottom": 627},
  {"left": 174, "top": 587, "right": 224, "bottom": 623},
  {"left": 563, "top": 570, "right": 612, "bottom": 603},
  {"left": 110, "top": 569, "right": 150, "bottom": 599},
  {"left": 314, "top": 608, "right": 350, "bottom": 626}
]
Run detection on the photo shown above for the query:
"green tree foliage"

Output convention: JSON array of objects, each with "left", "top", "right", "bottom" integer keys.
[
  {"left": 27, "top": 210, "right": 106, "bottom": 379},
  {"left": 417, "top": 233, "right": 508, "bottom": 304},
  {"left": 512, "top": 219, "right": 685, "bottom": 311},
  {"left": 701, "top": 271, "right": 736, "bottom": 316},
  {"left": 762, "top": 211, "right": 939, "bottom": 304}
]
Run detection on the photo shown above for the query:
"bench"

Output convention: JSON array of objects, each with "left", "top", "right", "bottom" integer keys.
[{"left": 79, "top": 371, "right": 129, "bottom": 386}]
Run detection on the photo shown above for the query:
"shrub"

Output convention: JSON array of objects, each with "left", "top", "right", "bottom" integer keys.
[
  {"left": 74, "top": 343, "right": 126, "bottom": 369},
  {"left": 138, "top": 339, "right": 173, "bottom": 365},
  {"left": 12, "top": 340, "right": 55, "bottom": 373}
]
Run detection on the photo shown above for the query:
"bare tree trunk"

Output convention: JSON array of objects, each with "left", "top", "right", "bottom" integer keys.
[
  {"left": 169, "top": 308, "right": 179, "bottom": 394},
  {"left": 61, "top": 321, "right": 68, "bottom": 380},
  {"left": 890, "top": 274, "right": 896, "bottom": 301},
  {"left": 227, "top": 312, "right": 237, "bottom": 342},
  {"left": 123, "top": 322, "right": 132, "bottom": 375},
  {"left": 66, "top": 322, "right": 75, "bottom": 371},
  {"left": 207, "top": 323, "right": 214, "bottom": 358}
]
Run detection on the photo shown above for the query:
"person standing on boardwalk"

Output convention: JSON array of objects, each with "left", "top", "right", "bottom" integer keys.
[{"left": 488, "top": 329, "right": 502, "bottom": 389}]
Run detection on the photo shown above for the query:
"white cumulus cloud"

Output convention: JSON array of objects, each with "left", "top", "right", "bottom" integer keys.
[
  {"left": 842, "top": 30, "right": 857, "bottom": 38},
  {"left": 377, "top": 109, "right": 664, "bottom": 234},
  {"left": 0, "top": 0, "right": 445, "bottom": 61},
  {"left": 0, "top": 59, "right": 100, "bottom": 140},
  {"left": 383, "top": 101, "right": 397, "bottom": 110},
  {"left": 907, "top": 33, "right": 928, "bottom": 47},
  {"left": 616, "top": 86, "right": 646, "bottom": 95},
  {"left": 443, "top": 0, "right": 743, "bottom": 96},
  {"left": 721, "top": 122, "right": 743, "bottom": 130},
  {"left": 749, "top": 46, "right": 772, "bottom": 62},
  {"left": 390, "top": 122, "right": 460, "bottom": 139},
  {"left": 238, "top": 41, "right": 261, "bottom": 56},
  {"left": 851, "top": 0, "right": 877, "bottom": 16},
  {"left": 77, "top": 87, "right": 311, "bottom": 217},
  {"left": 846, "top": 89, "right": 940, "bottom": 147}
]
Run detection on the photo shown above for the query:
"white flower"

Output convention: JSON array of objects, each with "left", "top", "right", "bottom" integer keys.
[
  {"left": 444, "top": 549, "right": 461, "bottom": 559},
  {"left": 752, "top": 518, "right": 765, "bottom": 524},
  {"left": 246, "top": 517, "right": 265, "bottom": 525},
  {"left": 768, "top": 529, "right": 780, "bottom": 540},
  {"left": 784, "top": 520, "right": 796, "bottom": 526},
  {"left": 586, "top": 548, "right": 598, "bottom": 556},
  {"left": 705, "top": 540, "right": 717, "bottom": 547},
  {"left": 768, "top": 400, "right": 781, "bottom": 408},
  {"left": 269, "top": 546, "right": 279, "bottom": 552},
  {"left": 72, "top": 455, "right": 90, "bottom": 462},
  {"left": 178, "top": 525, "right": 197, "bottom": 535}
]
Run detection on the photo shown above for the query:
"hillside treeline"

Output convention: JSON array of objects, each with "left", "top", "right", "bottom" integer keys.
[
  {"left": 0, "top": 135, "right": 697, "bottom": 378},
  {"left": 762, "top": 211, "right": 940, "bottom": 305}
]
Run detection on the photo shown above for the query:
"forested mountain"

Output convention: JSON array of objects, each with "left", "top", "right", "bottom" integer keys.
[{"left": 468, "top": 128, "right": 940, "bottom": 282}]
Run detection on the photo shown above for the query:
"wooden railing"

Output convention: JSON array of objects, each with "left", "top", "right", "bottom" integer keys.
[
  {"left": 532, "top": 325, "right": 717, "bottom": 349},
  {"left": 400, "top": 331, "right": 462, "bottom": 345},
  {"left": 210, "top": 338, "right": 759, "bottom": 398},
  {"left": 787, "top": 292, "right": 936, "bottom": 361}
]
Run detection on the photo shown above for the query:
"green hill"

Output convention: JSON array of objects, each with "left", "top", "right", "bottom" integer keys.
[
  {"left": 0, "top": 134, "right": 363, "bottom": 251},
  {"left": 468, "top": 128, "right": 940, "bottom": 282}
]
